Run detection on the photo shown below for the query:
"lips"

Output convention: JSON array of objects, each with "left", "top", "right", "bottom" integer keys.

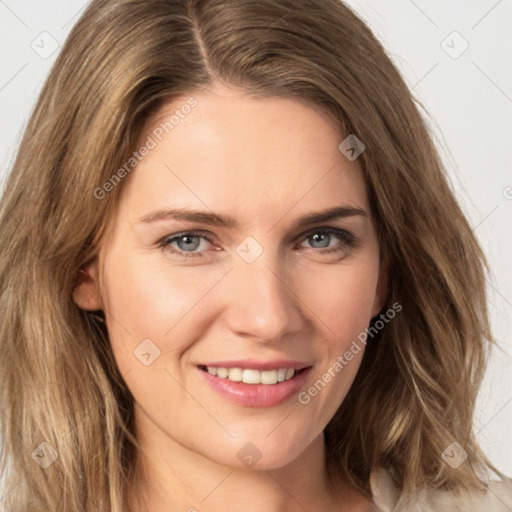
[
  {"left": 196, "top": 360, "right": 313, "bottom": 407},
  {"left": 197, "top": 359, "right": 310, "bottom": 385}
]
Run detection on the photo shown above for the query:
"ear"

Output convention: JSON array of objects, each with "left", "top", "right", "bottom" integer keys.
[
  {"left": 371, "top": 256, "right": 389, "bottom": 317},
  {"left": 72, "top": 259, "right": 104, "bottom": 311}
]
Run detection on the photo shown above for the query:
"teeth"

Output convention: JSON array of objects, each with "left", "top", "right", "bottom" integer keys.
[
  {"left": 217, "top": 368, "right": 228, "bottom": 378},
  {"left": 228, "top": 367, "right": 243, "bottom": 382},
  {"left": 261, "top": 370, "right": 278, "bottom": 385},
  {"left": 205, "top": 366, "right": 297, "bottom": 385},
  {"left": 243, "top": 369, "right": 261, "bottom": 384}
]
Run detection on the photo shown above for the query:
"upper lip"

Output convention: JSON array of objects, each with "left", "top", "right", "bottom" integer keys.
[{"left": 198, "top": 359, "right": 312, "bottom": 371}]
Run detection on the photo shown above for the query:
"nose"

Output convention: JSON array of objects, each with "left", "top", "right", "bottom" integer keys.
[{"left": 223, "top": 252, "right": 304, "bottom": 344}]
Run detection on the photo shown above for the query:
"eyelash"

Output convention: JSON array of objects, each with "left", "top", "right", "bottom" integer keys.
[{"left": 157, "top": 227, "right": 355, "bottom": 260}]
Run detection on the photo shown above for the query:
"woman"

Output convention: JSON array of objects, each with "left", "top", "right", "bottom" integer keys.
[{"left": 0, "top": 0, "right": 511, "bottom": 510}]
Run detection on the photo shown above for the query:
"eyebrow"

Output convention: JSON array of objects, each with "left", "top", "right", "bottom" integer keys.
[{"left": 137, "top": 205, "right": 368, "bottom": 229}]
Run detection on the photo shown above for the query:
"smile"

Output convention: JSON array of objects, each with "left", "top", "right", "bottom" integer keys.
[{"left": 196, "top": 365, "right": 312, "bottom": 407}]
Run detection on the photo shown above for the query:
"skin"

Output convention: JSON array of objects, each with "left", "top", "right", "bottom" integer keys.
[{"left": 73, "top": 82, "right": 386, "bottom": 512}]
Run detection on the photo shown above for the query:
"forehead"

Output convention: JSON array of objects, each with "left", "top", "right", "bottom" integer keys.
[{"left": 119, "top": 85, "right": 369, "bottom": 228}]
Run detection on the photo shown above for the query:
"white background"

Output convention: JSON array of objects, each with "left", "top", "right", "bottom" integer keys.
[{"left": 1, "top": 0, "right": 511, "bottom": 494}]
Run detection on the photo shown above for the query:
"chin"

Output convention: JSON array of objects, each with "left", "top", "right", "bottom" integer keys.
[{"left": 201, "top": 432, "right": 313, "bottom": 472}]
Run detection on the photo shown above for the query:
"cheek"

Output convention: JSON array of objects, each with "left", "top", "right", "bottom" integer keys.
[
  {"left": 100, "top": 251, "right": 226, "bottom": 371},
  {"left": 293, "top": 258, "right": 379, "bottom": 417},
  {"left": 298, "top": 257, "right": 380, "bottom": 343}
]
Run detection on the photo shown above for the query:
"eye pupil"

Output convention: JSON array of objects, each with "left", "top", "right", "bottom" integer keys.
[
  {"left": 310, "top": 233, "right": 330, "bottom": 248},
  {"left": 177, "top": 235, "right": 200, "bottom": 251}
]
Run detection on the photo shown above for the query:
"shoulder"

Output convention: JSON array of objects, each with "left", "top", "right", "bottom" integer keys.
[{"left": 370, "top": 467, "right": 512, "bottom": 511}]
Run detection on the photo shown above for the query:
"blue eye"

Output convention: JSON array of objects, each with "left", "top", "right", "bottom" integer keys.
[
  {"left": 159, "top": 231, "right": 213, "bottom": 258},
  {"left": 300, "top": 228, "right": 354, "bottom": 252},
  {"left": 158, "top": 227, "right": 354, "bottom": 259}
]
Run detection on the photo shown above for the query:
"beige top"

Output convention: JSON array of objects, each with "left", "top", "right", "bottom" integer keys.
[{"left": 369, "top": 468, "right": 512, "bottom": 511}]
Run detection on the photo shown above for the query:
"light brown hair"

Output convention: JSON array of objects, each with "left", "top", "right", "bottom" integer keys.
[{"left": 0, "top": 0, "right": 504, "bottom": 510}]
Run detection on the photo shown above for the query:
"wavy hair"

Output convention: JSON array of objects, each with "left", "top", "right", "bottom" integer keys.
[{"left": 0, "top": 0, "right": 504, "bottom": 510}]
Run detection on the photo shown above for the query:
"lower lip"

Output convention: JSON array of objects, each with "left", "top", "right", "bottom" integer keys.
[{"left": 197, "top": 367, "right": 312, "bottom": 407}]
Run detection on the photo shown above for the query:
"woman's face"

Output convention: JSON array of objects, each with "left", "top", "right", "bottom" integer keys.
[{"left": 75, "top": 84, "right": 386, "bottom": 470}]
